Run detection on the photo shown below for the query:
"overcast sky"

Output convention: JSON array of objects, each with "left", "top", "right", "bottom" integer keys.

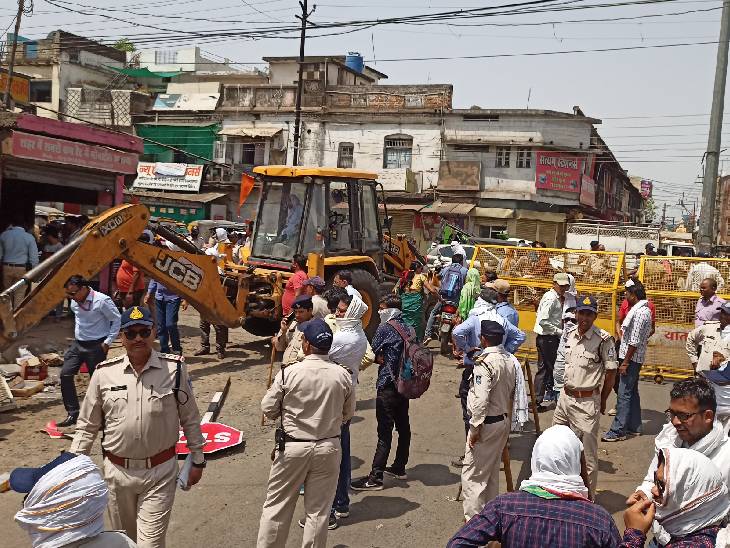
[{"left": 2, "top": 0, "right": 726, "bottom": 222}]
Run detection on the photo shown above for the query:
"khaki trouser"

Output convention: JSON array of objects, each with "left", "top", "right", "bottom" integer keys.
[
  {"left": 103, "top": 456, "right": 178, "bottom": 548},
  {"left": 257, "top": 438, "right": 341, "bottom": 548},
  {"left": 461, "top": 419, "right": 509, "bottom": 521},
  {"left": 553, "top": 392, "right": 600, "bottom": 498},
  {"left": 2, "top": 265, "right": 26, "bottom": 308}
]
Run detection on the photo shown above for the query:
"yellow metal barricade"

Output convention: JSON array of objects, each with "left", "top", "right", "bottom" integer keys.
[
  {"left": 470, "top": 245, "right": 625, "bottom": 349},
  {"left": 638, "top": 256, "right": 730, "bottom": 382}
]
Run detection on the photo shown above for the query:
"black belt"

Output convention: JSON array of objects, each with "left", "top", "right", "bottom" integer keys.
[
  {"left": 3, "top": 263, "right": 25, "bottom": 268},
  {"left": 76, "top": 337, "right": 106, "bottom": 347},
  {"left": 483, "top": 414, "right": 506, "bottom": 425},
  {"left": 284, "top": 434, "right": 341, "bottom": 443}
]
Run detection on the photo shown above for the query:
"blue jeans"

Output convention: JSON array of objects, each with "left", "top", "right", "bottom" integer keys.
[
  {"left": 332, "top": 421, "right": 351, "bottom": 513},
  {"left": 608, "top": 360, "right": 642, "bottom": 436},
  {"left": 155, "top": 298, "right": 182, "bottom": 353},
  {"left": 424, "top": 301, "right": 443, "bottom": 339}
]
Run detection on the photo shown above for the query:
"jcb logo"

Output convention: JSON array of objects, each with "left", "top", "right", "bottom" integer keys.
[
  {"left": 154, "top": 253, "right": 203, "bottom": 292},
  {"left": 99, "top": 215, "right": 125, "bottom": 236}
]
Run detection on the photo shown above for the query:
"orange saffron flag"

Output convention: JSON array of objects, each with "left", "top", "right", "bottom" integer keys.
[{"left": 239, "top": 173, "right": 255, "bottom": 212}]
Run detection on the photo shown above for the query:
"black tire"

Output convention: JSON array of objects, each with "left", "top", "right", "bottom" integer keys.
[
  {"left": 351, "top": 269, "right": 380, "bottom": 338},
  {"left": 440, "top": 330, "right": 451, "bottom": 356}
]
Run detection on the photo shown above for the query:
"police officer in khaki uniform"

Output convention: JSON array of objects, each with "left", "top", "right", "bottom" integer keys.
[
  {"left": 552, "top": 295, "right": 617, "bottom": 499},
  {"left": 70, "top": 306, "right": 206, "bottom": 548},
  {"left": 686, "top": 302, "right": 730, "bottom": 373},
  {"left": 273, "top": 294, "right": 314, "bottom": 366},
  {"left": 257, "top": 318, "right": 355, "bottom": 548},
  {"left": 461, "top": 320, "right": 516, "bottom": 521}
]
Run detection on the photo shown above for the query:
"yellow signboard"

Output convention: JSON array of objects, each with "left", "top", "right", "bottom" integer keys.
[{"left": 0, "top": 71, "right": 31, "bottom": 104}]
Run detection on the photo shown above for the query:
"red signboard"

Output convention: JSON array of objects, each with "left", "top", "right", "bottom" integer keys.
[
  {"left": 6, "top": 131, "right": 138, "bottom": 174},
  {"left": 580, "top": 175, "right": 596, "bottom": 208},
  {"left": 177, "top": 422, "right": 243, "bottom": 455},
  {"left": 535, "top": 151, "right": 582, "bottom": 193}
]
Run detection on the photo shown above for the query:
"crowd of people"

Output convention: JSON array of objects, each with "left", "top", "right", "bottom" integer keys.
[{"left": 7, "top": 239, "right": 730, "bottom": 548}]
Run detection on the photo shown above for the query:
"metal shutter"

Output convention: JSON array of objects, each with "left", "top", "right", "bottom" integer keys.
[{"left": 389, "top": 212, "right": 414, "bottom": 235}]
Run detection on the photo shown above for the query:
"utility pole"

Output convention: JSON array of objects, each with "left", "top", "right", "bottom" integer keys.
[
  {"left": 698, "top": 0, "right": 730, "bottom": 252},
  {"left": 292, "top": 0, "right": 316, "bottom": 166},
  {"left": 661, "top": 202, "right": 667, "bottom": 228},
  {"left": 3, "top": 0, "right": 25, "bottom": 109}
]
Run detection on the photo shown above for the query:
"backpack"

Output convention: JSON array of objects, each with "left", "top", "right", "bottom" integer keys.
[
  {"left": 439, "top": 264, "right": 466, "bottom": 301},
  {"left": 387, "top": 320, "right": 433, "bottom": 399}
]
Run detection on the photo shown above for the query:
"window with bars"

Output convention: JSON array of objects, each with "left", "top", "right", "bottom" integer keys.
[
  {"left": 495, "top": 146, "right": 511, "bottom": 168},
  {"left": 383, "top": 135, "right": 413, "bottom": 169},
  {"left": 338, "top": 142, "right": 354, "bottom": 168},
  {"left": 155, "top": 50, "right": 178, "bottom": 65},
  {"left": 516, "top": 147, "right": 532, "bottom": 169}
]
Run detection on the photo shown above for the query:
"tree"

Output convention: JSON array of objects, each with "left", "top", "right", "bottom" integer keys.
[
  {"left": 113, "top": 38, "right": 136, "bottom": 53},
  {"left": 642, "top": 197, "right": 658, "bottom": 224}
]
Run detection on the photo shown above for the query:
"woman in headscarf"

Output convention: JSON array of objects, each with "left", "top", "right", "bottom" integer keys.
[
  {"left": 621, "top": 447, "right": 730, "bottom": 547},
  {"left": 395, "top": 260, "right": 428, "bottom": 340},
  {"left": 458, "top": 267, "right": 482, "bottom": 321}
]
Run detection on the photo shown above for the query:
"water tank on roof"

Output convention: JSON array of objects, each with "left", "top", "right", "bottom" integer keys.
[{"left": 345, "top": 52, "right": 364, "bottom": 74}]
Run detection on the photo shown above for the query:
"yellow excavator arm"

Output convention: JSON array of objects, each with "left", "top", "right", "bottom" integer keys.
[{"left": 0, "top": 203, "right": 245, "bottom": 350}]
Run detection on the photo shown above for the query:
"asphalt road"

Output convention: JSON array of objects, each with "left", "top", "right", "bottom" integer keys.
[{"left": 0, "top": 309, "right": 674, "bottom": 547}]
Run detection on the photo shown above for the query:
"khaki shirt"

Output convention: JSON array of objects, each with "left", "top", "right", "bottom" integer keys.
[
  {"left": 261, "top": 353, "right": 355, "bottom": 440},
  {"left": 70, "top": 351, "right": 205, "bottom": 464},
  {"left": 686, "top": 322, "right": 730, "bottom": 372},
  {"left": 467, "top": 346, "right": 516, "bottom": 429},
  {"left": 274, "top": 321, "right": 305, "bottom": 365},
  {"left": 558, "top": 325, "right": 617, "bottom": 391}
]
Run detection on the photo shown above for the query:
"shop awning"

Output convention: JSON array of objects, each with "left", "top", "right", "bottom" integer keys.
[
  {"left": 219, "top": 124, "right": 285, "bottom": 138},
  {"left": 472, "top": 207, "right": 514, "bottom": 219},
  {"left": 105, "top": 66, "right": 182, "bottom": 79},
  {"left": 421, "top": 200, "right": 474, "bottom": 216},
  {"left": 126, "top": 190, "right": 227, "bottom": 204},
  {"left": 378, "top": 203, "right": 426, "bottom": 212},
  {"left": 516, "top": 210, "right": 566, "bottom": 223}
]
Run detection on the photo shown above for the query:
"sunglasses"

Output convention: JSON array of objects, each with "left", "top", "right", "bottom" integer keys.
[
  {"left": 123, "top": 328, "right": 152, "bottom": 340},
  {"left": 664, "top": 409, "right": 699, "bottom": 423}
]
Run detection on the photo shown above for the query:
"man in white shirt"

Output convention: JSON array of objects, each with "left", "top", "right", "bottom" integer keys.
[
  {"left": 533, "top": 273, "right": 571, "bottom": 410},
  {"left": 334, "top": 270, "right": 362, "bottom": 300}
]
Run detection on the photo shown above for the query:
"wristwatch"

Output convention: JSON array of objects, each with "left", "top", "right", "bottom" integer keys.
[{"left": 192, "top": 460, "right": 207, "bottom": 469}]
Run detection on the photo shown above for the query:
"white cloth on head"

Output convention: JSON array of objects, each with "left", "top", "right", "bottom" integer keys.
[
  {"left": 621, "top": 299, "right": 648, "bottom": 334},
  {"left": 563, "top": 274, "right": 577, "bottom": 312},
  {"left": 378, "top": 307, "right": 402, "bottom": 324},
  {"left": 637, "top": 420, "right": 730, "bottom": 545},
  {"left": 519, "top": 424, "right": 590, "bottom": 499},
  {"left": 655, "top": 447, "right": 730, "bottom": 538},
  {"left": 511, "top": 354, "right": 529, "bottom": 432},
  {"left": 451, "top": 240, "right": 467, "bottom": 258},
  {"left": 215, "top": 227, "right": 229, "bottom": 242},
  {"left": 329, "top": 295, "right": 369, "bottom": 388},
  {"left": 15, "top": 455, "right": 109, "bottom": 548}
]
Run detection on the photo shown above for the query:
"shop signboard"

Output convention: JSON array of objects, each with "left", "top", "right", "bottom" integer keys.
[
  {"left": 0, "top": 69, "right": 30, "bottom": 104},
  {"left": 579, "top": 175, "right": 596, "bottom": 207},
  {"left": 535, "top": 151, "right": 582, "bottom": 193},
  {"left": 133, "top": 162, "right": 204, "bottom": 192}
]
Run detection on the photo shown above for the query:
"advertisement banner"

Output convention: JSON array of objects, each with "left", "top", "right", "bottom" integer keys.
[
  {"left": 133, "top": 162, "right": 204, "bottom": 192},
  {"left": 0, "top": 70, "right": 30, "bottom": 104},
  {"left": 580, "top": 175, "right": 596, "bottom": 207},
  {"left": 535, "top": 151, "right": 582, "bottom": 193},
  {"left": 641, "top": 179, "right": 653, "bottom": 198}
]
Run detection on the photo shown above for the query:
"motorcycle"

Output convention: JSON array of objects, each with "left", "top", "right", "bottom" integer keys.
[{"left": 437, "top": 300, "right": 459, "bottom": 356}]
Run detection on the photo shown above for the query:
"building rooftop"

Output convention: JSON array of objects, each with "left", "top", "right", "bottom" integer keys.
[
  {"left": 262, "top": 55, "right": 388, "bottom": 80},
  {"left": 451, "top": 108, "right": 601, "bottom": 124}
]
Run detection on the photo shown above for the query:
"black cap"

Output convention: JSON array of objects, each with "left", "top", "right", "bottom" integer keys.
[
  {"left": 298, "top": 318, "right": 334, "bottom": 351},
  {"left": 120, "top": 306, "right": 154, "bottom": 329},
  {"left": 575, "top": 295, "right": 598, "bottom": 313},
  {"left": 721, "top": 302, "right": 730, "bottom": 315},
  {"left": 10, "top": 452, "right": 78, "bottom": 493},
  {"left": 292, "top": 294, "right": 313, "bottom": 310},
  {"left": 480, "top": 320, "right": 505, "bottom": 339}
]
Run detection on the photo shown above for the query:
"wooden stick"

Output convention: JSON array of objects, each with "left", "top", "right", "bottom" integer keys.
[
  {"left": 523, "top": 357, "right": 541, "bottom": 435},
  {"left": 261, "top": 343, "right": 278, "bottom": 426},
  {"left": 502, "top": 443, "right": 514, "bottom": 492}
]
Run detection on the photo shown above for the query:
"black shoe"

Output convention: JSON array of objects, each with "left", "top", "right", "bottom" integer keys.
[
  {"left": 217, "top": 350, "right": 226, "bottom": 359},
  {"left": 350, "top": 476, "right": 383, "bottom": 491},
  {"left": 384, "top": 466, "right": 407, "bottom": 480},
  {"left": 193, "top": 348, "right": 210, "bottom": 356},
  {"left": 57, "top": 415, "right": 78, "bottom": 427},
  {"left": 298, "top": 515, "right": 338, "bottom": 530}
]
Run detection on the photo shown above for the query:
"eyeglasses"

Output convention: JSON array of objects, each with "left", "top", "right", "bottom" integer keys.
[
  {"left": 653, "top": 469, "right": 666, "bottom": 500},
  {"left": 664, "top": 409, "right": 699, "bottom": 423},
  {"left": 123, "top": 328, "right": 152, "bottom": 340}
]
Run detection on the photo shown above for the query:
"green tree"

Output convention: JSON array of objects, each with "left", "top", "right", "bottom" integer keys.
[
  {"left": 642, "top": 198, "right": 657, "bottom": 223},
  {"left": 113, "top": 38, "right": 136, "bottom": 53}
]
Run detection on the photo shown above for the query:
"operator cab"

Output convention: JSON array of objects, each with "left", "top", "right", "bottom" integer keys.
[{"left": 249, "top": 166, "right": 383, "bottom": 267}]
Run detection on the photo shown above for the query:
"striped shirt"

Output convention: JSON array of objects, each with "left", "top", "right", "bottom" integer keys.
[
  {"left": 619, "top": 305, "right": 653, "bottom": 363},
  {"left": 446, "top": 490, "right": 621, "bottom": 548}
]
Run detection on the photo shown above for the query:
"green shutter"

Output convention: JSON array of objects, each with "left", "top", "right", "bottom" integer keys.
[{"left": 135, "top": 123, "right": 220, "bottom": 165}]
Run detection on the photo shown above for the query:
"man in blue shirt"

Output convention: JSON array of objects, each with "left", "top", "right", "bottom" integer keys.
[
  {"left": 424, "top": 253, "right": 468, "bottom": 340},
  {"left": 0, "top": 216, "right": 39, "bottom": 308},
  {"left": 490, "top": 279, "right": 520, "bottom": 328},
  {"left": 58, "top": 275, "right": 121, "bottom": 427}
]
